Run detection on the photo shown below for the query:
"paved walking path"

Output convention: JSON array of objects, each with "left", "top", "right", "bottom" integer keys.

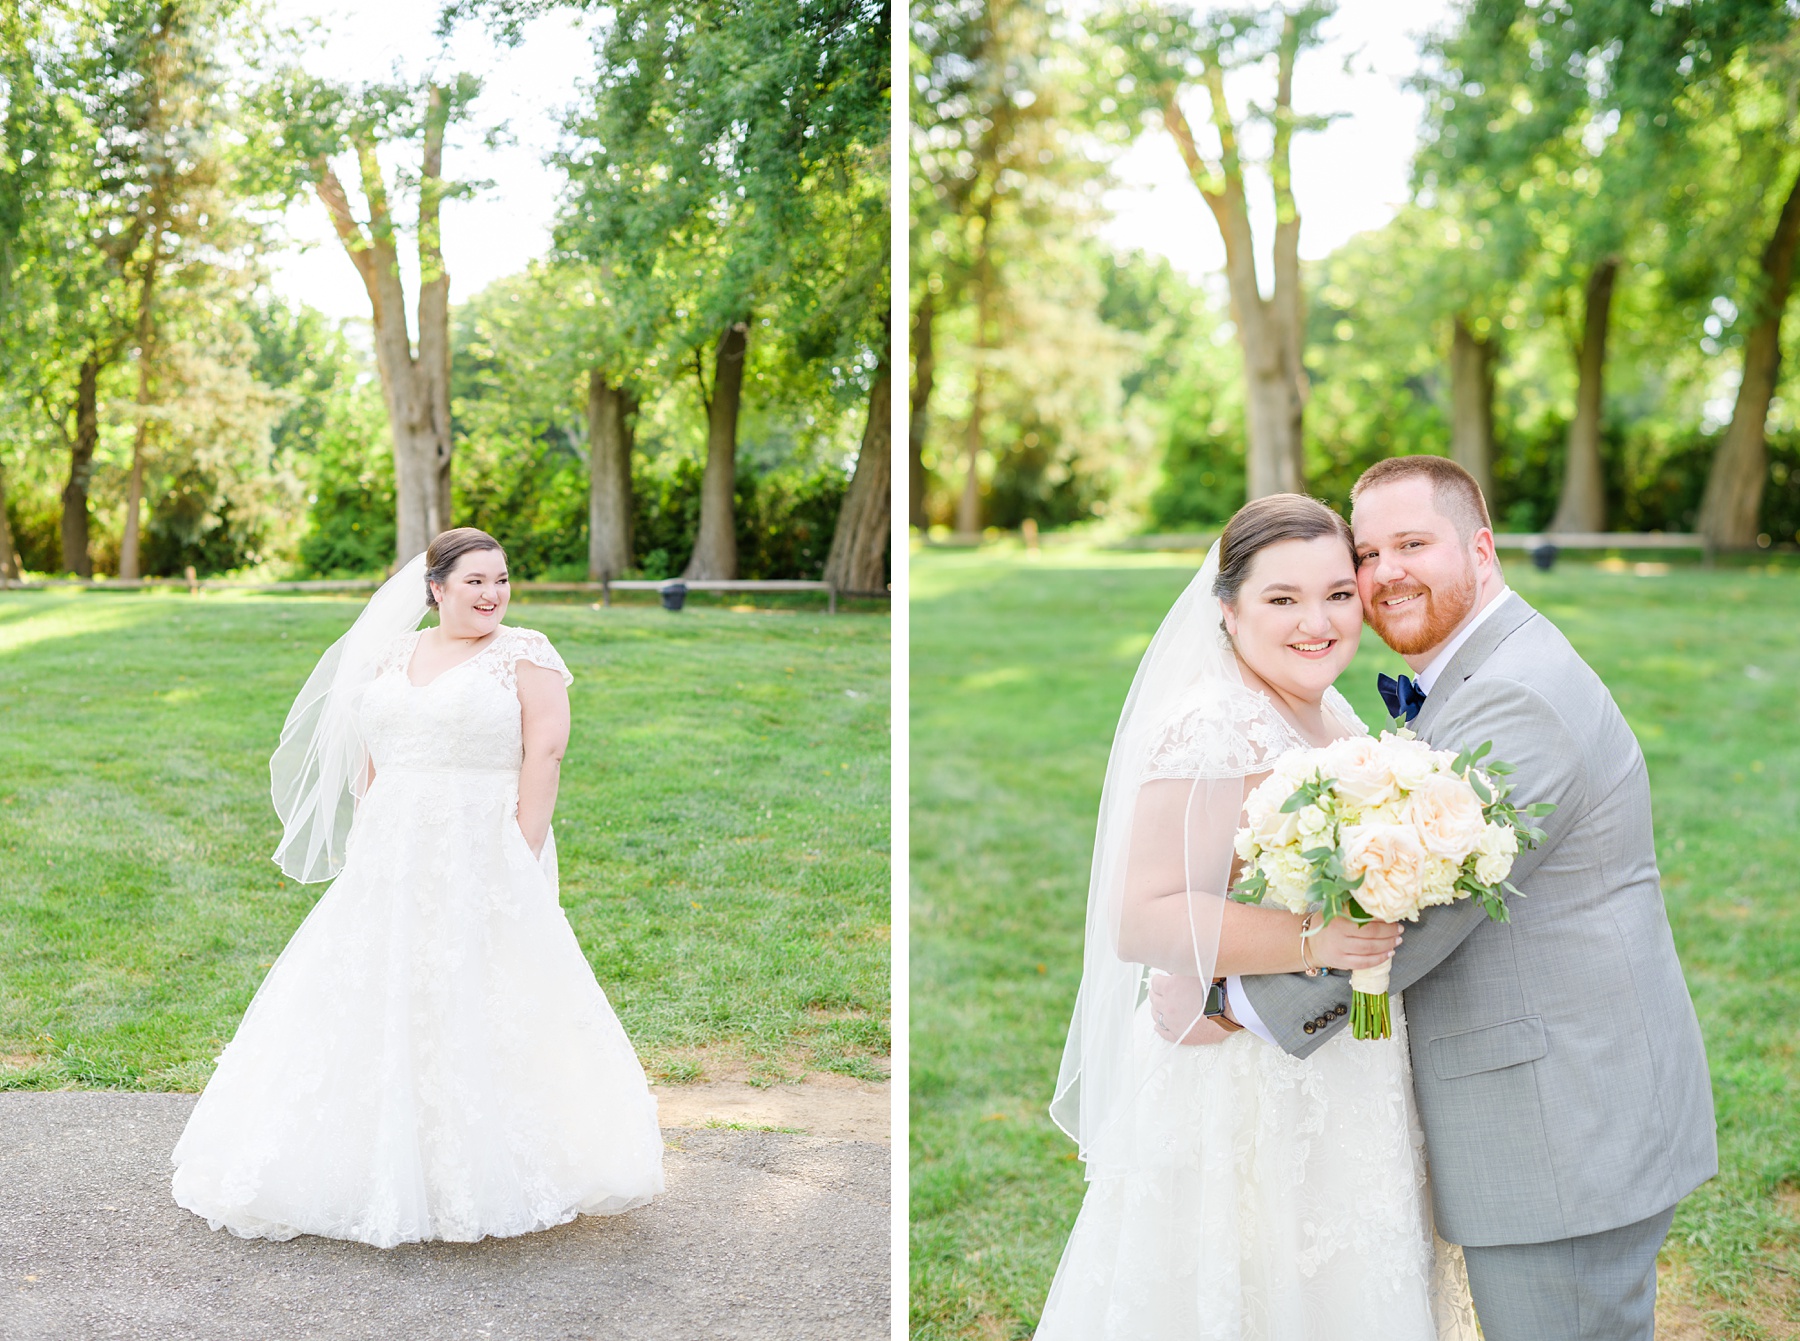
[{"left": 0, "top": 1093, "right": 889, "bottom": 1341}]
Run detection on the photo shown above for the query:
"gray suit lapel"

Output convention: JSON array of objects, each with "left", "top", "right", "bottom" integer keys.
[{"left": 1409, "top": 593, "right": 1539, "bottom": 738}]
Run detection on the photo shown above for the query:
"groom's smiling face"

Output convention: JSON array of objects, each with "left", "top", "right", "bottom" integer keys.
[{"left": 1351, "top": 478, "right": 1484, "bottom": 658}]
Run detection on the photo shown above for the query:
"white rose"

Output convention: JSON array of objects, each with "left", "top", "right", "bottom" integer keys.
[
  {"left": 1406, "top": 773, "right": 1489, "bottom": 862},
  {"left": 1320, "top": 736, "right": 1399, "bottom": 811},
  {"left": 1234, "top": 826, "right": 1259, "bottom": 862},
  {"left": 1341, "top": 822, "right": 1428, "bottom": 922},
  {"left": 1255, "top": 801, "right": 1302, "bottom": 849},
  {"left": 1472, "top": 822, "right": 1520, "bottom": 885},
  {"left": 1294, "top": 801, "right": 1333, "bottom": 842}
]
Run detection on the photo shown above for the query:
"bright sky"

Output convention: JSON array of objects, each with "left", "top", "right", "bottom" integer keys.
[
  {"left": 1099, "top": 0, "right": 1458, "bottom": 289},
  {"left": 264, "top": 0, "right": 1459, "bottom": 322},
  {"left": 263, "top": 0, "right": 604, "bottom": 324}
]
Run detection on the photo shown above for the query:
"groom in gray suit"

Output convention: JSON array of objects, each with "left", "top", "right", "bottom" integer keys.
[{"left": 1156, "top": 456, "right": 1716, "bottom": 1339}]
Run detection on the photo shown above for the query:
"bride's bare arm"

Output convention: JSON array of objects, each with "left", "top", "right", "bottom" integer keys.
[
  {"left": 1115, "top": 777, "right": 1294, "bottom": 973},
  {"left": 1116, "top": 777, "right": 1400, "bottom": 976},
  {"left": 516, "top": 659, "right": 570, "bottom": 858}
]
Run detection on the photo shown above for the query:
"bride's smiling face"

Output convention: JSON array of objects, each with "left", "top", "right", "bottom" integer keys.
[
  {"left": 432, "top": 549, "right": 510, "bottom": 638},
  {"left": 1221, "top": 535, "right": 1362, "bottom": 701}
]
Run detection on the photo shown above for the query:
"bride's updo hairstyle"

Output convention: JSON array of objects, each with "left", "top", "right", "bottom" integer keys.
[
  {"left": 1211, "top": 494, "right": 1354, "bottom": 623},
  {"left": 424, "top": 527, "right": 505, "bottom": 609}
]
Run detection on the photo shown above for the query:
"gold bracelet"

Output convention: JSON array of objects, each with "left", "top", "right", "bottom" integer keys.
[{"left": 1299, "top": 911, "right": 1321, "bottom": 977}]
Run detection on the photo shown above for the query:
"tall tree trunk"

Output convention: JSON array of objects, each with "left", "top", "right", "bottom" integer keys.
[
  {"left": 315, "top": 86, "right": 456, "bottom": 567},
  {"left": 119, "top": 251, "right": 161, "bottom": 581},
  {"left": 1161, "top": 17, "right": 1309, "bottom": 500},
  {"left": 825, "top": 320, "right": 892, "bottom": 593},
  {"left": 1266, "top": 15, "right": 1308, "bottom": 493},
  {"left": 117, "top": 23, "right": 174, "bottom": 583},
  {"left": 0, "top": 463, "right": 18, "bottom": 581},
  {"left": 60, "top": 353, "right": 100, "bottom": 577},
  {"left": 955, "top": 378, "right": 985, "bottom": 536},
  {"left": 956, "top": 274, "right": 992, "bottom": 537},
  {"left": 587, "top": 369, "right": 636, "bottom": 580},
  {"left": 1699, "top": 166, "right": 1800, "bottom": 548},
  {"left": 413, "top": 87, "right": 454, "bottom": 554},
  {"left": 120, "top": 447, "right": 149, "bottom": 579},
  {"left": 685, "top": 319, "right": 748, "bottom": 580},
  {"left": 1449, "top": 315, "right": 1497, "bottom": 503},
  {"left": 1550, "top": 257, "right": 1619, "bottom": 534},
  {"left": 909, "top": 289, "right": 934, "bottom": 530}
]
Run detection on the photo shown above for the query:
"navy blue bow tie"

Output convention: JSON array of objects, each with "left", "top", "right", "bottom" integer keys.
[{"left": 1377, "top": 673, "right": 1427, "bottom": 723}]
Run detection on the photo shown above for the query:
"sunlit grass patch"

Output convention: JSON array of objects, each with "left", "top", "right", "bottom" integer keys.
[{"left": 0, "top": 591, "right": 890, "bottom": 1091}]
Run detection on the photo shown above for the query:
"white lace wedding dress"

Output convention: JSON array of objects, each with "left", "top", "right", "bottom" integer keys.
[
  {"left": 1036, "top": 685, "right": 1478, "bottom": 1341},
  {"left": 171, "top": 625, "right": 664, "bottom": 1247}
]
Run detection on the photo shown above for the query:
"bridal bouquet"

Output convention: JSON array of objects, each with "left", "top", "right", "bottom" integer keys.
[{"left": 1231, "top": 730, "right": 1552, "bottom": 1039}]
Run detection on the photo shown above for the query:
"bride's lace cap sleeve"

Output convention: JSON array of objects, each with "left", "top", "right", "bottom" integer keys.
[
  {"left": 374, "top": 630, "right": 421, "bottom": 678},
  {"left": 502, "top": 627, "right": 574, "bottom": 689},
  {"left": 1143, "top": 682, "right": 1302, "bottom": 780}
]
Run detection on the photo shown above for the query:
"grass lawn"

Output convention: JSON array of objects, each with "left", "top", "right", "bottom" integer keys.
[
  {"left": 0, "top": 591, "right": 889, "bottom": 1091},
  {"left": 910, "top": 545, "right": 1800, "bottom": 1340}
]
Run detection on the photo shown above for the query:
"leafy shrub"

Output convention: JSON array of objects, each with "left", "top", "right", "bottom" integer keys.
[
  {"left": 450, "top": 428, "right": 848, "bottom": 581},
  {"left": 142, "top": 468, "right": 268, "bottom": 576},
  {"left": 295, "top": 389, "right": 397, "bottom": 578},
  {"left": 736, "top": 464, "right": 847, "bottom": 579}
]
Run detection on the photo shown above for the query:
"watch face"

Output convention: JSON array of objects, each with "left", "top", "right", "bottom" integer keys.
[{"left": 1203, "top": 980, "right": 1226, "bottom": 1018}]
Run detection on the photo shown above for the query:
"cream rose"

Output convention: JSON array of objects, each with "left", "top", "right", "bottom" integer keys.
[
  {"left": 1473, "top": 821, "right": 1521, "bottom": 885},
  {"left": 1320, "top": 736, "right": 1399, "bottom": 810},
  {"left": 1341, "top": 822, "right": 1428, "bottom": 922},
  {"left": 1271, "top": 750, "right": 1317, "bottom": 787},
  {"left": 1406, "top": 773, "right": 1489, "bottom": 862},
  {"left": 1385, "top": 735, "right": 1439, "bottom": 792}
]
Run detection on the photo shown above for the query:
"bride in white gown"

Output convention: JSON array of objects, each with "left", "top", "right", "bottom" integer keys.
[
  {"left": 1037, "top": 496, "right": 1477, "bottom": 1340},
  {"left": 171, "top": 528, "right": 664, "bottom": 1247}
]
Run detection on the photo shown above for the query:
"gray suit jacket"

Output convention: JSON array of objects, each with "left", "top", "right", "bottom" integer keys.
[{"left": 1240, "top": 594, "right": 1716, "bottom": 1247}]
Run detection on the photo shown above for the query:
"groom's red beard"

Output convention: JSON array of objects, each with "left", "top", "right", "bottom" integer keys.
[{"left": 1366, "top": 562, "right": 1479, "bottom": 656}]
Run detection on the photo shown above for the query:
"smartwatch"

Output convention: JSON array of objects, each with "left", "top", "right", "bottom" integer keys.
[{"left": 1203, "top": 978, "right": 1228, "bottom": 1020}]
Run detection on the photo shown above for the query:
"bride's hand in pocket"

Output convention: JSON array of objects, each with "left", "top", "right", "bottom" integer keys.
[{"left": 1310, "top": 915, "right": 1402, "bottom": 971}]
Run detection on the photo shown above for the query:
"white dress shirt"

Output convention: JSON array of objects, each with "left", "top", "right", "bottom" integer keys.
[{"left": 1226, "top": 586, "right": 1515, "bottom": 1045}]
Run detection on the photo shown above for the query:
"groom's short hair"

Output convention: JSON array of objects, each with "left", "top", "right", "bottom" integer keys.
[{"left": 1351, "top": 456, "right": 1491, "bottom": 541}]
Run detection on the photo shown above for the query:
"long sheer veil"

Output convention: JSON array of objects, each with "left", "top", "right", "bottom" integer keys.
[
  {"left": 1050, "top": 541, "right": 1258, "bottom": 1179},
  {"left": 270, "top": 554, "right": 430, "bottom": 883}
]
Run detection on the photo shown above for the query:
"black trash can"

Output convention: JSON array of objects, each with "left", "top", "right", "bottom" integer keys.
[
  {"left": 1530, "top": 543, "right": 1559, "bottom": 572},
  {"left": 660, "top": 581, "right": 688, "bottom": 611}
]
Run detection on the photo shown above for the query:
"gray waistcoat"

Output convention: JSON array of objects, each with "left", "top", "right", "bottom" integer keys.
[{"left": 1239, "top": 594, "right": 1716, "bottom": 1247}]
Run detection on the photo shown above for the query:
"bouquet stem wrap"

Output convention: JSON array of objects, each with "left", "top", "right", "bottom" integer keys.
[{"left": 1348, "top": 960, "right": 1393, "bottom": 1040}]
